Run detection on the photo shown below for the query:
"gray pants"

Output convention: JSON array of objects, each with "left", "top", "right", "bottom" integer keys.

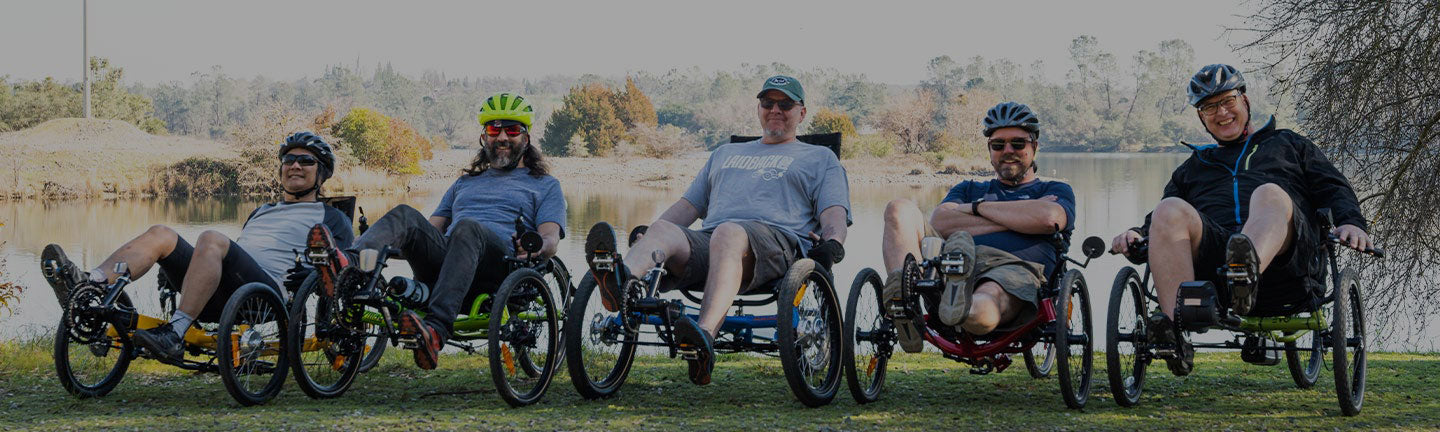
[{"left": 354, "top": 205, "right": 509, "bottom": 341}]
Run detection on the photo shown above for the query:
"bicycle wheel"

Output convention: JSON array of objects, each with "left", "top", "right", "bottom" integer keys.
[
  {"left": 1106, "top": 266, "right": 1149, "bottom": 407},
  {"left": 217, "top": 283, "right": 290, "bottom": 406},
  {"left": 489, "top": 268, "right": 561, "bottom": 407},
  {"left": 1025, "top": 337, "right": 1056, "bottom": 378},
  {"left": 287, "top": 274, "right": 363, "bottom": 399},
  {"left": 1332, "top": 268, "right": 1365, "bottom": 416},
  {"left": 843, "top": 268, "right": 889, "bottom": 404},
  {"left": 1054, "top": 269, "right": 1093, "bottom": 409},
  {"left": 54, "top": 287, "right": 134, "bottom": 398},
  {"left": 564, "top": 272, "right": 637, "bottom": 399},
  {"left": 1284, "top": 325, "right": 1322, "bottom": 389},
  {"left": 777, "top": 259, "right": 842, "bottom": 407}
]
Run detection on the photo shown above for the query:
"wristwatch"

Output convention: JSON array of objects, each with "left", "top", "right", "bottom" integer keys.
[{"left": 971, "top": 198, "right": 986, "bottom": 217}]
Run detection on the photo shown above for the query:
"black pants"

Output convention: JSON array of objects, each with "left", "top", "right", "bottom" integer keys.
[
  {"left": 354, "top": 205, "right": 510, "bottom": 340},
  {"left": 157, "top": 238, "right": 278, "bottom": 323}
]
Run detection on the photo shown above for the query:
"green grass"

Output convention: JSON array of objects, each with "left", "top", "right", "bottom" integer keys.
[{"left": 1, "top": 339, "right": 1436, "bottom": 431}]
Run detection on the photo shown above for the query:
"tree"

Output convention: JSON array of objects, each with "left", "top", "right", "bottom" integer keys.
[
  {"left": 540, "top": 83, "right": 628, "bottom": 157},
  {"left": 806, "top": 108, "right": 857, "bottom": 139},
  {"left": 333, "top": 107, "right": 431, "bottom": 174},
  {"left": 614, "top": 77, "right": 657, "bottom": 127},
  {"left": 874, "top": 89, "right": 939, "bottom": 154},
  {"left": 1241, "top": 0, "right": 1440, "bottom": 340}
]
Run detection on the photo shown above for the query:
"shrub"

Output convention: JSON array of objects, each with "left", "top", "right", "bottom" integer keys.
[
  {"left": 806, "top": 108, "right": 858, "bottom": 139},
  {"left": 333, "top": 107, "right": 432, "bottom": 175}
]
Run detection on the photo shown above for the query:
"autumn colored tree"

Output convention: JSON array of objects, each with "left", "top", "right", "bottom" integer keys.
[
  {"left": 541, "top": 83, "right": 628, "bottom": 157},
  {"left": 333, "top": 107, "right": 432, "bottom": 174},
  {"left": 614, "top": 77, "right": 657, "bottom": 127}
]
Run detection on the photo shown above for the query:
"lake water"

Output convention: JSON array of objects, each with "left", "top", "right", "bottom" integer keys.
[{"left": 2, "top": 153, "right": 1431, "bottom": 350}]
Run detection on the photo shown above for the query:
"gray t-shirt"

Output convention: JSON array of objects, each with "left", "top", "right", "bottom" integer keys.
[
  {"left": 238, "top": 201, "right": 354, "bottom": 286},
  {"left": 681, "top": 139, "right": 851, "bottom": 254},
  {"left": 431, "top": 167, "right": 567, "bottom": 254}
]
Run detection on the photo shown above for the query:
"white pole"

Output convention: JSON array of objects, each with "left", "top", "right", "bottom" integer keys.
[{"left": 82, "top": 0, "right": 91, "bottom": 119}]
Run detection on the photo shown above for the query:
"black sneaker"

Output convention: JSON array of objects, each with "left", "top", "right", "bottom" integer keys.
[
  {"left": 134, "top": 322, "right": 185, "bottom": 362},
  {"left": 1225, "top": 233, "right": 1261, "bottom": 316},
  {"left": 1147, "top": 312, "right": 1194, "bottom": 376},
  {"left": 585, "top": 222, "right": 626, "bottom": 312},
  {"left": 672, "top": 316, "right": 715, "bottom": 386},
  {"left": 41, "top": 244, "right": 86, "bottom": 303}
]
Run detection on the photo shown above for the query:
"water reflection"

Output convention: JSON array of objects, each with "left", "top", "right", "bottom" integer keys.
[{"left": 12, "top": 153, "right": 1423, "bottom": 350}]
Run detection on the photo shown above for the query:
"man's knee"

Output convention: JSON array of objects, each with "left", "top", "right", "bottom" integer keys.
[
  {"left": 1152, "top": 198, "right": 1199, "bottom": 231},
  {"left": 710, "top": 222, "right": 749, "bottom": 250},
  {"left": 884, "top": 199, "right": 919, "bottom": 225},
  {"left": 960, "top": 283, "right": 1003, "bottom": 334},
  {"left": 194, "top": 230, "right": 231, "bottom": 255},
  {"left": 382, "top": 204, "right": 426, "bottom": 223},
  {"left": 1249, "top": 183, "right": 1294, "bottom": 208},
  {"left": 448, "top": 218, "right": 487, "bottom": 238},
  {"left": 143, "top": 224, "right": 179, "bottom": 243}
]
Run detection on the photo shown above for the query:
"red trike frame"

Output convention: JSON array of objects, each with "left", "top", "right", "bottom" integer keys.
[{"left": 920, "top": 297, "right": 1057, "bottom": 358}]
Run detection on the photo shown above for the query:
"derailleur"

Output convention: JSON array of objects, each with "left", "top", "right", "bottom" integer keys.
[{"left": 960, "top": 354, "right": 1012, "bottom": 375}]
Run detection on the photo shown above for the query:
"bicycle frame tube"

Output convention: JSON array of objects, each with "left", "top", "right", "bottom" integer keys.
[{"left": 920, "top": 297, "right": 1058, "bottom": 358}]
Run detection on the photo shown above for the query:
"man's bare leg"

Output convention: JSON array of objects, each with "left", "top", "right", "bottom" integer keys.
[
  {"left": 174, "top": 230, "right": 231, "bottom": 317},
  {"left": 960, "top": 281, "right": 1022, "bottom": 335},
  {"left": 94, "top": 225, "right": 181, "bottom": 283},
  {"left": 1148, "top": 197, "right": 1205, "bottom": 318},
  {"left": 1239, "top": 183, "right": 1296, "bottom": 273},
  {"left": 882, "top": 199, "right": 927, "bottom": 274},
  {"left": 696, "top": 222, "right": 755, "bottom": 337},
  {"left": 622, "top": 220, "right": 692, "bottom": 282}
]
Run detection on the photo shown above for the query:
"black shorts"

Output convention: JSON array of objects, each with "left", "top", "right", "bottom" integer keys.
[
  {"left": 157, "top": 238, "right": 280, "bottom": 322},
  {"left": 666, "top": 221, "right": 801, "bottom": 295},
  {"left": 1194, "top": 202, "right": 1325, "bottom": 316}
]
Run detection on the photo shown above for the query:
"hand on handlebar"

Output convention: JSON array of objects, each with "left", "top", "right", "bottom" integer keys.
[
  {"left": 1330, "top": 224, "right": 1373, "bottom": 252},
  {"left": 1110, "top": 229, "right": 1143, "bottom": 256}
]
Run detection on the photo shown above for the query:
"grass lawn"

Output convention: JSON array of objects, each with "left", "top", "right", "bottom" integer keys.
[{"left": 1, "top": 338, "right": 1436, "bottom": 431}]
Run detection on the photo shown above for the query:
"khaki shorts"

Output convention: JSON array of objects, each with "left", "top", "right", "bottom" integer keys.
[{"left": 667, "top": 220, "right": 801, "bottom": 294}]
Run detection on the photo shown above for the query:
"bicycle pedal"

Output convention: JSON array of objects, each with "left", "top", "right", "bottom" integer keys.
[{"left": 591, "top": 253, "right": 615, "bottom": 272}]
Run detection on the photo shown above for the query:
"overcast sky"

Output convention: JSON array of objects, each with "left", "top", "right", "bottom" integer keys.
[{"left": 1, "top": 0, "right": 1257, "bottom": 85}]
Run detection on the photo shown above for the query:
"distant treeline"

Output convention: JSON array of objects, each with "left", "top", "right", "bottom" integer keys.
[{"left": 2, "top": 35, "right": 1298, "bottom": 157}]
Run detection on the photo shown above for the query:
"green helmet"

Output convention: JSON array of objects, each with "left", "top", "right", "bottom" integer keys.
[{"left": 477, "top": 92, "right": 535, "bottom": 129}]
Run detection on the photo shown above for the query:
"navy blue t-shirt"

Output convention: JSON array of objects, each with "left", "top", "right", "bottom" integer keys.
[{"left": 941, "top": 179, "right": 1077, "bottom": 276}]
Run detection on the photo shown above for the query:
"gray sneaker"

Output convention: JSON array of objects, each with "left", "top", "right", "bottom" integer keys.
[
  {"left": 937, "top": 232, "right": 977, "bottom": 327},
  {"left": 884, "top": 269, "right": 923, "bottom": 353},
  {"left": 1225, "top": 233, "right": 1261, "bottom": 316},
  {"left": 41, "top": 244, "right": 86, "bottom": 303}
]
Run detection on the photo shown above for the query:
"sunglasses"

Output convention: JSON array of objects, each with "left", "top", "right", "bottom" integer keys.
[
  {"left": 988, "top": 138, "right": 1034, "bottom": 152},
  {"left": 485, "top": 124, "right": 527, "bottom": 137},
  {"left": 281, "top": 154, "right": 319, "bottom": 166},
  {"left": 759, "top": 98, "right": 801, "bottom": 111}
]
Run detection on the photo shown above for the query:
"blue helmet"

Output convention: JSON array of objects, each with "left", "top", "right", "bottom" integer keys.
[
  {"left": 278, "top": 132, "right": 335, "bottom": 182},
  {"left": 983, "top": 102, "right": 1040, "bottom": 138},
  {"left": 1187, "top": 64, "right": 1247, "bottom": 107}
]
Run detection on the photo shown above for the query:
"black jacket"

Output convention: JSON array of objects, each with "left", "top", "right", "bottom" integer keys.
[{"left": 1140, "top": 116, "right": 1367, "bottom": 236}]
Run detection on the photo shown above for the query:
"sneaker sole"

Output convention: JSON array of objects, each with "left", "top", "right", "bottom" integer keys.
[
  {"left": 585, "top": 222, "right": 623, "bottom": 312},
  {"left": 1225, "top": 234, "right": 1260, "bottom": 315},
  {"left": 307, "top": 225, "right": 342, "bottom": 297},
  {"left": 40, "top": 244, "right": 77, "bottom": 303},
  {"left": 398, "top": 312, "right": 439, "bottom": 370},
  {"left": 672, "top": 318, "right": 714, "bottom": 385}
]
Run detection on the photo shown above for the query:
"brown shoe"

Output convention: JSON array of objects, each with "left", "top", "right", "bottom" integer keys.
[
  {"left": 398, "top": 311, "right": 441, "bottom": 370},
  {"left": 585, "top": 222, "right": 626, "bottom": 312}
]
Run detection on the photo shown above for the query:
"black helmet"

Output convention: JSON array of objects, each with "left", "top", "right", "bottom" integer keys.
[
  {"left": 983, "top": 102, "right": 1040, "bottom": 138},
  {"left": 278, "top": 132, "right": 335, "bottom": 182},
  {"left": 1187, "top": 64, "right": 1246, "bottom": 107}
]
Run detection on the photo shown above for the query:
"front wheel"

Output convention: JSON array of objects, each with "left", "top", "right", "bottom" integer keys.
[
  {"left": 287, "top": 274, "right": 364, "bottom": 399},
  {"left": 217, "top": 283, "right": 290, "bottom": 406},
  {"left": 1284, "top": 326, "right": 1322, "bottom": 389},
  {"left": 1332, "top": 268, "right": 1366, "bottom": 416},
  {"left": 489, "top": 268, "right": 561, "bottom": 407},
  {"left": 1054, "top": 269, "right": 1093, "bottom": 409},
  {"left": 564, "top": 272, "right": 637, "bottom": 399},
  {"left": 777, "top": 259, "right": 842, "bottom": 408},
  {"left": 1106, "top": 266, "right": 1149, "bottom": 407},
  {"left": 54, "top": 288, "right": 134, "bottom": 398},
  {"left": 843, "top": 268, "right": 889, "bottom": 404}
]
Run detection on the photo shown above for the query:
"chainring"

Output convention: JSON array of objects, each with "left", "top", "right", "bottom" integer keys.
[{"left": 63, "top": 284, "right": 109, "bottom": 344}]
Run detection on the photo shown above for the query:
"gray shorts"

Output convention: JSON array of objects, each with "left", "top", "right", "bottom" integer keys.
[{"left": 668, "top": 221, "right": 801, "bottom": 294}]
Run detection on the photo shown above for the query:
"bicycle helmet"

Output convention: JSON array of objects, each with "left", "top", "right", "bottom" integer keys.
[
  {"left": 1187, "top": 64, "right": 1247, "bottom": 107},
  {"left": 982, "top": 102, "right": 1041, "bottom": 138},
  {"left": 477, "top": 92, "right": 535, "bottom": 129}
]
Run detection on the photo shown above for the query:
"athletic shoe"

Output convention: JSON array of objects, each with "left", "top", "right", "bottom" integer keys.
[
  {"left": 937, "top": 232, "right": 977, "bottom": 327},
  {"left": 672, "top": 315, "right": 715, "bottom": 385},
  {"left": 883, "top": 269, "right": 923, "bottom": 353},
  {"left": 41, "top": 244, "right": 86, "bottom": 303},
  {"left": 1226, "top": 233, "right": 1261, "bottom": 316},
  {"left": 134, "top": 322, "right": 185, "bottom": 362},
  {"left": 585, "top": 222, "right": 626, "bottom": 312},
  {"left": 1147, "top": 312, "right": 1193, "bottom": 376},
  {"left": 397, "top": 310, "right": 441, "bottom": 370}
]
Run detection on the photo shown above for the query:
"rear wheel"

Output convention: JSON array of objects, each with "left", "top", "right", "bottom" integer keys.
[
  {"left": 843, "top": 268, "right": 889, "bottom": 404},
  {"left": 777, "top": 259, "right": 842, "bottom": 407},
  {"left": 1106, "top": 266, "right": 1148, "bottom": 407},
  {"left": 217, "top": 283, "right": 290, "bottom": 406},
  {"left": 565, "top": 273, "right": 637, "bottom": 399},
  {"left": 54, "top": 287, "right": 134, "bottom": 398},
  {"left": 489, "top": 268, "right": 561, "bottom": 407},
  {"left": 1054, "top": 269, "right": 1093, "bottom": 409},
  {"left": 1332, "top": 268, "right": 1365, "bottom": 416},
  {"left": 287, "top": 274, "right": 363, "bottom": 399}
]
